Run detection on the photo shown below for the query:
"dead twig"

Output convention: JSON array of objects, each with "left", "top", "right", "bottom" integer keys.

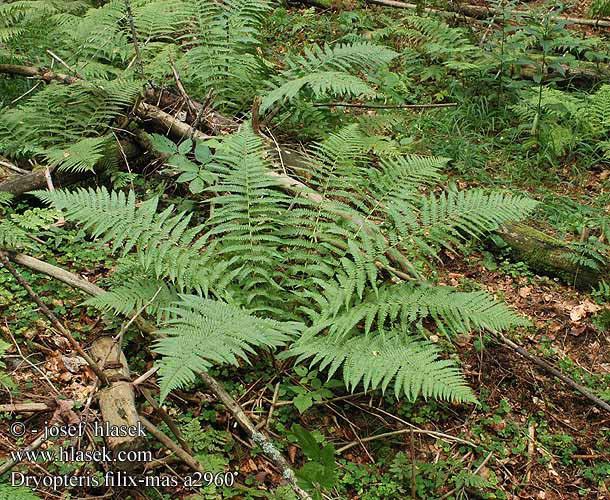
[
  {"left": 132, "top": 366, "right": 159, "bottom": 387},
  {"left": 139, "top": 415, "right": 202, "bottom": 473},
  {"left": 140, "top": 388, "right": 193, "bottom": 455},
  {"left": 0, "top": 158, "right": 29, "bottom": 175},
  {"left": 312, "top": 102, "right": 457, "bottom": 109},
  {"left": 0, "top": 402, "right": 52, "bottom": 413},
  {"left": 0, "top": 431, "right": 48, "bottom": 476}
]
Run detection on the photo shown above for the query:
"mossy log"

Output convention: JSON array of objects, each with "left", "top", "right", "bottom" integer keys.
[{"left": 494, "top": 223, "right": 608, "bottom": 289}]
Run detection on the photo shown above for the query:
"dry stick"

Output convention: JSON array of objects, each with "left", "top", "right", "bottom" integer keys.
[
  {"left": 348, "top": 401, "right": 477, "bottom": 448},
  {"left": 0, "top": 64, "right": 78, "bottom": 84},
  {"left": 139, "top": 416, "right": 203, "bottom": 473},
  {"left": 5, "top": 327, "right": 60, "bottom": 396},
  {"left": 410, "top": 429, "right": 416, "bottom": 499},
  {"left": 0, "top": 158, "right": 29, "bottom": 175},
  {"left": 123, "top": 0, "right": 145, "bottom": 80},
  {"left": 4, "top": 252, "right": 311, "bottom": 500},
  {"left": 0, "top": 254, "right": 108, "bottom": 385},
  {"left": 338, "top": 427, "right": 448, "bottom": 453},
  {"left": 133, "top": 366, "right": 160, "bottom": 387},
  {"left": 46, "top": 50, "right": 82, "bottom": 80},
  {"left": 313, "top": 102, "right": 457, "bottom": 109},
  {"left": 0, "top": 402, "right": 52, "bottom": 413},
  {"left": 140, "top": 388, "right": 194, "bottom": 456},
  {"left": 0, "top": 431, "right": 48, "bottom": 477},
  {"left": 495, "top": 332, "right": 610, "bottom": 414},
  {"left": 198, "top": 372, "right": 311, "bottom": 499}
]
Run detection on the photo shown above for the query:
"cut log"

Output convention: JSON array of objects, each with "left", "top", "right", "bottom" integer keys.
[
  {"left": 494, "top": 223, "right": 608, "bottom": 289},
  {"left": 90, "top": 335, "right": 145, "bottom": 467}
]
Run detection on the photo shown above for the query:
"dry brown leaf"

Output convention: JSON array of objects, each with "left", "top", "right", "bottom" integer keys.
[
  {"left": 570, "top": 301, "right": 602, "bottom": 322},
  {"left": 518, "top": 286, "right": 532, "bottom": 298},
  {"left": 62, "top": 355, "right": 87, "bottom": 374}
]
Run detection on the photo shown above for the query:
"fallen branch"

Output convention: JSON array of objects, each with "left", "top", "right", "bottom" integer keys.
[
  {"left": 366, "top": 0, "right": 610, "bottom": 29},
  {"left": 0, "top": 431, "right": 48, "bottom": 477},
  {"left": 312, "top": 102, "right": 457, "bottom": 109},
  {"left": 139, "top": 415, "right": 203, "bottom": 473},
  {"left": 0, "top": 158, "right": 29, "bottom": 175},
  {"left": 494, "top": 223, "right": 608, "bottom": 289},
  {"left": 0, "top": 402, "right": 52, "bottom": 413},
  {"left": 0, "top": 64, "right": 78, "bottom": 84},
  {"left": 337, "top": 426, "right": 474, "bottom": 453},
  {"left": 494, "top": 332, "right": 610, "bottom": 414},
  {"left": 0, "top": 254, "right": 107, "bottom": 384}
]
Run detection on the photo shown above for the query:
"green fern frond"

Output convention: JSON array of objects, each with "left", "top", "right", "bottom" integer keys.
[
  {"left": 179, "top": 0, "right": 272, "bottom": 109},
  {"left": 313, "top": 282, "right": 528, "bottom": 338},
  {"left": 0, "top": 220, "right": 32, "bottom": 250},
  {"left": 410, "top": 189, "right": 538, "bottom": 259},
  {"left": 262, "top": 42, "right": 397, "bottom": 113},
  {"left": 34, "top": 187, "right": 217, "bottom": 292},
  {"left": 285, "top": 42, "right": 397, "bottom": 74},
  {"left": 154, "top": 294, "right": 301, "bottom": 400},
  {"left": 261, "top": 71, "right": 376, "bottom": 112},
  {"left": 43, "top": 135, "right": 113, "bottom": 173},
  {"left": 287, "top": 330, "right": 475, "bottom": 402},
  {"left": 204, "top": 126, "right": 290, "bottom": 300},
  {"left": 83, "top": 278, "right": 179, "bottom": 322},
  {"left": 0, "top": 483, "right": 41, "bottom": 499},
  {"left": 0, "top": 79, "right": 140, "bottom": 158}
]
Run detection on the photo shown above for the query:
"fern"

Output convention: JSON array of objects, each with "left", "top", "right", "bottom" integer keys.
[
  {"left": 154, "top": 294, "right": 300, "bottom": 400},
  {"left": 400, "top": 189, "right": 538, "bottom": 263},
  {"left": 43, "top": 135, "right": 113, "bottom": 173},
  {"left": 0, "top": 339, "right": 16, "bottom": 391},
  {"left": 179, "top": 0, "right": 272, "bottom": 109},
  {"left": 203, "top": 126, "right": 290, "bottom": 306},
  {"left": 261, "top": 71, "right": 377, "bottom": 112},
  {"left": 0, "top": 80, "right": 140, "bottom": 164},
  {"left": 287, "top": 329, "right": 475, "bottom": 402},
  {"left": 0, "top": 483, "right": 41, "bottom": 499},
  {"left": 308, "top": 282, "right": 529, "bottom": 339},
  {"left": 34, "top": 187, "right": 218, "bottom": 293},
  {"left": 590, "top": 0, "right": 610, "bottom": 17},
  {"left": 83, "top": 278, "right": 179, "bottom": 322},
  {"left": 262, "top": 42, "right": 397, "bottom": 113}
]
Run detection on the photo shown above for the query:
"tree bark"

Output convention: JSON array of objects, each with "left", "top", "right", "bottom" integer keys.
[
  {"left": 494, "top": 223, "right": 608, "bottom": 289},
  {"left": 90, "top": 335, "right": 145, "bottom": 467}
]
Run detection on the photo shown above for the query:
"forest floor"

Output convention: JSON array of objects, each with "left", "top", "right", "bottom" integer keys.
[{"left": 1, "top": 0, "right": 610, "bottom": 499}]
